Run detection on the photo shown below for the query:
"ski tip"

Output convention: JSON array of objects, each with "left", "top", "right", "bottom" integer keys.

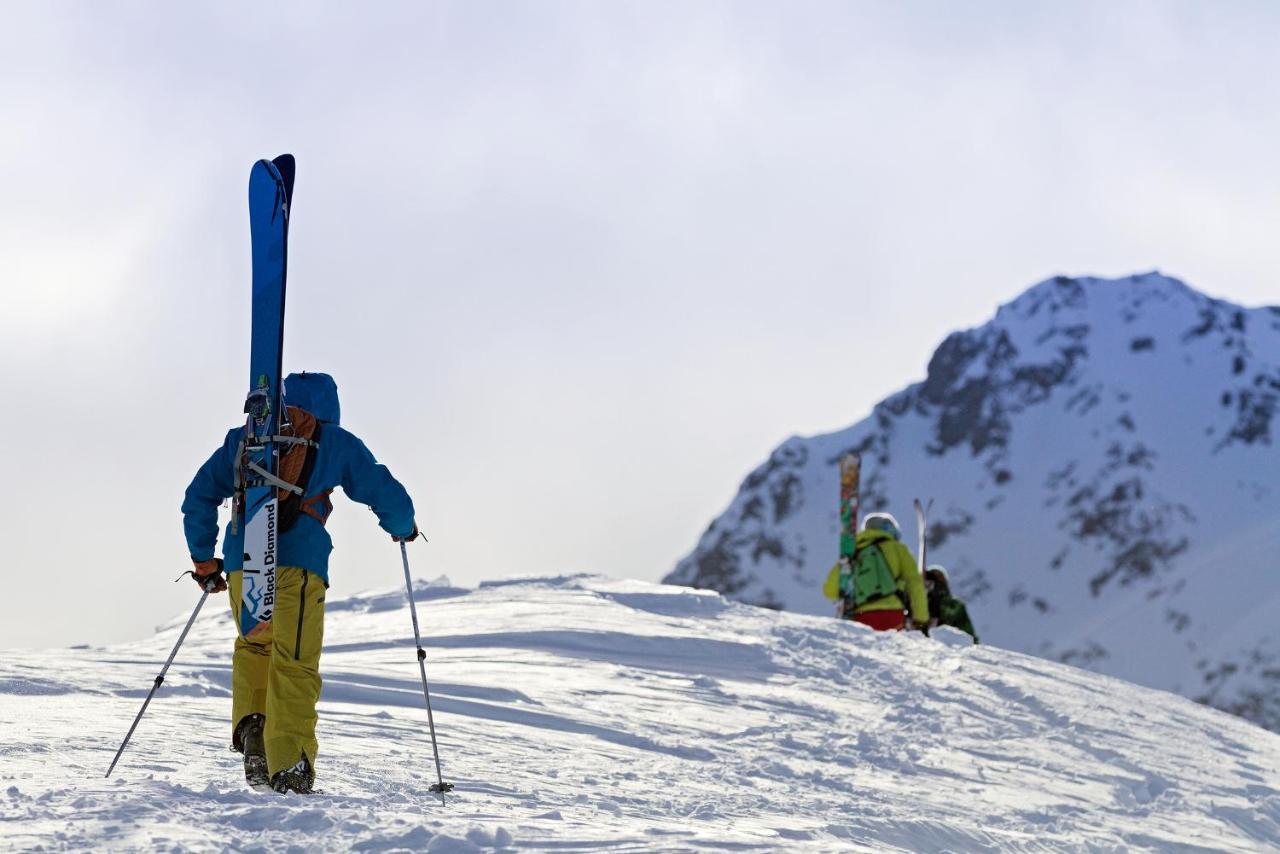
[{"left": 271, "top": 154, "right": 296, "bottom": 204}]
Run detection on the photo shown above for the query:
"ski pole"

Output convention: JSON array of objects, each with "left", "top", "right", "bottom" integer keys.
[
  {"left": 105, "top": 580, "right": 215, "bottom": 778},
  {"left": 399, "top": 539, "right": 453, "bottom": 804}
]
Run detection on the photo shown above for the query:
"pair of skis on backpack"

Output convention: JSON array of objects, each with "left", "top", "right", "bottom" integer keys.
[{"left": 237, "top": 154, "right": 294, "bottom": 641}]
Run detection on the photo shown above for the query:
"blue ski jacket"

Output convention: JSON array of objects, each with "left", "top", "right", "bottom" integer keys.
[{"left": 182, "top": 373, "right": 415, "bottom": 585}]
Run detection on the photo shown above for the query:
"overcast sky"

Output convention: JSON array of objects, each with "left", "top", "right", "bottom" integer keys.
[{"left": 2, "top": 1, "right": 1278, "bottom": 649}]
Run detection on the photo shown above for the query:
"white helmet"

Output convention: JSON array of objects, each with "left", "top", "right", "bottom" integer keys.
[
  {"left": 926, "top": 564, "right": 949, "bottom": 582},
  {"left": 861, "top": 512, "right": 902, "bottom": 540}
]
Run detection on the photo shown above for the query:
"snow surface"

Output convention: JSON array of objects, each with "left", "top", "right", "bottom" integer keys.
[
  {"left": 667, "top": 273, "right": 1280, "bottom": 733},
  {"left": 2, "top": 574, "right": 1279, "bottom": 851}
]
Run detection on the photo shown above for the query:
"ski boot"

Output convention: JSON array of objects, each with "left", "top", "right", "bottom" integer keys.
[
  {"left": 271, "top": 754, "right": 315, "bottom": 795},
  {"left": 233, "top": 713, "right": 269, "bottom": 790}
]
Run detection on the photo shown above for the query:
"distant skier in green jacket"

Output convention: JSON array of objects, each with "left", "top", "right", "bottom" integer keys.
[
  {"left": 822, "top": 512, "right": 929, "bottom": 632},
  {"left": 924, "top": 565, "right": 978, "bottom": 643}
]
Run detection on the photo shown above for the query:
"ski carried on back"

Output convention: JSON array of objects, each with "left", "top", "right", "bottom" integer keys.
[
  {"left": 835, "top": 453, "right": 862, "bottom": 618},
  {"left": 236, "top": 154, "right": 296, "bottom": 639},
  {"left": 914, "top": 497, "right": 933, "bottom": 631},
  {"left": 913, "top": 497, "right": 933, "bottom": 579}
]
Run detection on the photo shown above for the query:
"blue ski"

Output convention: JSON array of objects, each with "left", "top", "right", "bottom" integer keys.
[{"left": 239, "top": 154, "right": 295, "bottom": 637}]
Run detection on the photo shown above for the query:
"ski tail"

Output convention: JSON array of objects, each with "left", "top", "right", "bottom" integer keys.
[{"left": 914, "top": 497, "right": 933, "bottom": 578}]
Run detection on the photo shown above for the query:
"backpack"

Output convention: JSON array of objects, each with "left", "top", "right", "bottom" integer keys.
[
  {"left": 274, "top": 407, "right": 333, "bottom": 532},
  {"left": 840, "top": 543, "right": 900, "bottom": 610},
  {"left": 233, "top": 405, "right": 333, "bottom": 536}
]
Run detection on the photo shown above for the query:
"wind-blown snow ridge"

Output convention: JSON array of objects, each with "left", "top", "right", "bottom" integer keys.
[
  {"left": 3, "top": 574, "right": 1279, "bottom": 850},
  {"left": 666, "top": 272, "right": 1280, "bottom": 732}
]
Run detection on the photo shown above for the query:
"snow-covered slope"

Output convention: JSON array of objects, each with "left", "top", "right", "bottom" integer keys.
[
  {"left": 3, "top": 574, "right": 1279, "bottom": 850},
  {"left": 666, "top": 273, "right": 1280, "bottom": 732}
]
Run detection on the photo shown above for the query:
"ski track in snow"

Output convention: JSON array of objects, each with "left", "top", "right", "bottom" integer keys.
[{"left": 2, "top": 574, "right": 1278, "bottom": 852}]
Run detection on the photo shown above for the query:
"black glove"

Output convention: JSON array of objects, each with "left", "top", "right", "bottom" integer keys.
[
  {"left": 392, "top": 523, "right": 421, "bottom": 543},
  {"left": 180, "top": 557, "right": 227, "bottom": 593}
]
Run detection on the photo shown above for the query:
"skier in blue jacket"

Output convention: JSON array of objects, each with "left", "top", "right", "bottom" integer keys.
[{"left": 181, "top": 372, "right": 417, "bottom": 793}]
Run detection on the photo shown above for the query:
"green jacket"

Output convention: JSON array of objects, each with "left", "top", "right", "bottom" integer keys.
[
  {"left": 929, "top": 590, "right": 978, "bottom": 643},
  {"left": 822, "top": 529, "right": 928, "bottom": 625}
]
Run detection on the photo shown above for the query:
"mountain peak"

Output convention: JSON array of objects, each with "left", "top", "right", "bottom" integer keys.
[{"left": 999, "top": 271, "right": 1193, "bottom": 319}]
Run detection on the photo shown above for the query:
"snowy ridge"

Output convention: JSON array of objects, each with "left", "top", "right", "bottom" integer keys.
[
  {"left": 3, "top": 574, "right": 1280, "bottom": 850},
  {"left": 666, "top": 273, "right": 1280, "bottom": 731}
]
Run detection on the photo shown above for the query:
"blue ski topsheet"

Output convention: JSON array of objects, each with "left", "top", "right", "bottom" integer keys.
[{"left": 240, "top": 155, "right": 293, "bottom": 637}]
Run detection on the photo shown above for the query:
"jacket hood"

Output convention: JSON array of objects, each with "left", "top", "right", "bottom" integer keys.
[
  {"left": 855, "top": 528, "right": 896, "bottom": 548},
  {"left": 285, "top": 372, "right": 341, "bottom": 425}
]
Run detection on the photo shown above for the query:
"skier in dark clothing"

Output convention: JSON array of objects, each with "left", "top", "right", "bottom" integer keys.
[{"left": 924, "top": 565, "right": 978, "bottom": 643}]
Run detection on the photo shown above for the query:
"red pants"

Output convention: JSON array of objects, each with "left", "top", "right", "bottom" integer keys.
[{"left": 853, "top": 610, "right": 905, "bottom": 631}]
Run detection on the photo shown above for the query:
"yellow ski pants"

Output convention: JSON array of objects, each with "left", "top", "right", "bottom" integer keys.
[{"left": 228, "top": 566, "right": 326, "bottom": 778}]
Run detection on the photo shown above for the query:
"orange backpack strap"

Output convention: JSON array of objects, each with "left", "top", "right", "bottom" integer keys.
[
  {"left": 277, "top": 407, "right": 324, "bottom": 533},
  {"left": 300, "top": 489, "right": 334, "bottom": 526}
]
